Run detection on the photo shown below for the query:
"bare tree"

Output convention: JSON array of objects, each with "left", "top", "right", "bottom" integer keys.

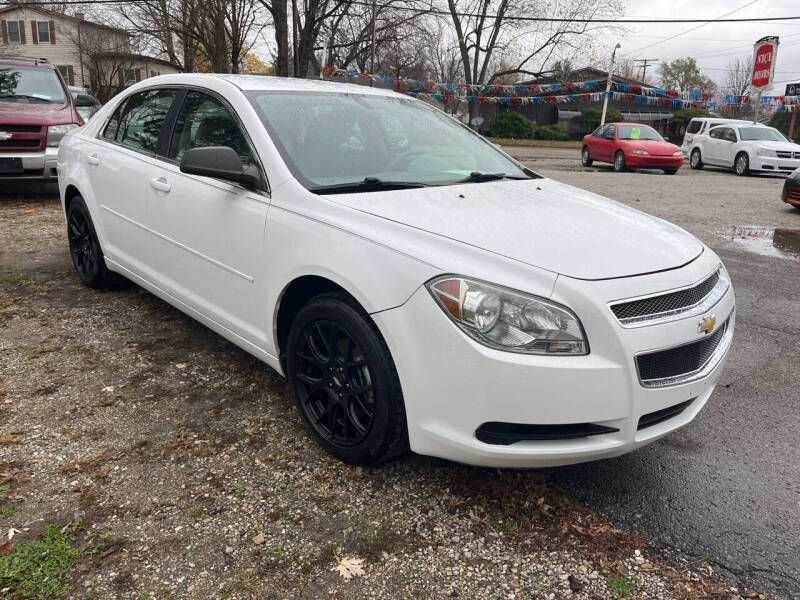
[
  {"left": 724, "top": 55, "right": 753, "bottom": 97},
  {"left": 66, "top": 23, "right": 138, "bottom": 101}
]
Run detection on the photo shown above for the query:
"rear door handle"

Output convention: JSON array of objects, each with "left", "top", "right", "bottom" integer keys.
[
  {"left": 87, "top": 154, "right": 100, "bottom": 166},
  {"left": 150, "top": 177, "right": 171, "bottom": 193}
]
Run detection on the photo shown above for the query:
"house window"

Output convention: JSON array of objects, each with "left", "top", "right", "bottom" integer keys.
[
  {"left": 36, "top": 21, "right": 50, "bottom": 43},
  {"left": 57, "top": 65, "right": 68, "bottom": 80},
  {"left": 123, "top": 69, "right": 136, "bottom": 85},
  {"left": 7, "top": 20, "right": 21, "bottom": 43},
  {"left": 150, "top": 70, "right": 161, "bottom": 78}
]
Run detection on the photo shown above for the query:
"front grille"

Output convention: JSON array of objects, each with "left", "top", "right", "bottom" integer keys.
[
  {"left": 0, "top": 125, "right": 42, "bottom": 133},
  {"left": 637, "top": 398, "right": 695, "bottom": 430},
  {"left": 637, "top": 318, "right": 728, "bottom": 382},
  {"left": 0, "top": 139, "right": 41, "bottom": 149},
  {"left": 776, "top": 151, "right": 800, "bottom": 159},
  {"left": 475, "top": 422, "right": 619, "bottom": 445},
  {"left": 611, "top": 270, "right": 719, "bottom": 322}
]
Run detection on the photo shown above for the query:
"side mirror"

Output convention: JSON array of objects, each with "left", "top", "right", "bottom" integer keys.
[
  {"left": 75, "top": 93, "right": 96, "bottom": 107},
  {"left": 180, "top": 146, "right": 262, "bottom": 190}
]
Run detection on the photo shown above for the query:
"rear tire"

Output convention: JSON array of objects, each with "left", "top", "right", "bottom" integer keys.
[
  {"left": 581, "top": 146, "right": 593, "bottom": 167},
  {"left": 663, "top": 168, "right": 679, "bottom": 175},
  {"left": 286, "top": 293, "right": 408, "bottom": 466},
  {"left": 735, "top": 152, "right": 750, "bottom": 176},
  {"left": 613, "top": 151, "right": 626, "bottom": 172},
  {"left": 690, "top": 149, "right": 703, "bottom": 170},
  {"left": 66, "top": 195, "right": 126, "bottom": 289}
]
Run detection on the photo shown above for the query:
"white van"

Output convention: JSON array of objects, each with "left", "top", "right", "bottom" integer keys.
[{"left": 681, "top": 117, "right": 751, "bottom": 155}]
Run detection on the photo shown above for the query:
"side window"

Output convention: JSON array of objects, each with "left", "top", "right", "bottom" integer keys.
[
  {"left": 723, "top": 128, "right": 738, "bottom": 142},
  {"left": 592, "top": 127, "right": 603, "bottom": 138},
  {"left": 708, "top": 128, "right": 722, "bottom": 139},
  {"left": 168, "top": 91, "right": 252, "bottom": 165},
  {"left": 686, "top": 120, "right": 702, "bottom": 134},
  {"left": 101, "top": 100, "right": 127, "bottom": 141},
  {"left": 116, "top": 89, "right": 176, "bottom": 154},
  {"left": 603, "top": 125, "right": 616, "bottom": 140}
]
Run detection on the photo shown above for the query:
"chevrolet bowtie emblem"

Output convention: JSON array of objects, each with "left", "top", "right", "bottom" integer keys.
[
  {"left": 698, "top": 315, "right": 716, "bottom": 335},
  {"left": 0, "top": 132, "right": 12, "bottom": 141}
]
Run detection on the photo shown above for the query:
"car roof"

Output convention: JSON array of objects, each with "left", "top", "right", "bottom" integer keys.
[
  {"left": 611, "top": 122, "right": 655, "bottom": 126},
  {"left": 0, "top": 55, "right": 56, "bottom": 68},
  {"left": 138, "top": 73, "right": 399, "bottom": 98},
  {"left": 709, "top": 123, "right": 766, "bottom": 129}
]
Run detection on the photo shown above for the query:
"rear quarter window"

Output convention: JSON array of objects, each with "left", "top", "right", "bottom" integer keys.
[{"left": 686, "top": 120, "right": 703, "bottom": 134}]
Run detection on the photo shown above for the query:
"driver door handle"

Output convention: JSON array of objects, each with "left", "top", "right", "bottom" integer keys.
[
  {"left": 150, "top": 177, "right": 171, "bottom": 193},
  {"left": 87, "top": 154, "right": 100, "bottom": 166}
]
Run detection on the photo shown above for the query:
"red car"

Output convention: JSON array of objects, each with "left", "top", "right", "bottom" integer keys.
[
  {"left": 0, "top": 55, "right": 94, "bottom": 183},
  {"left": 581, "top": 122, "right": 684, "bottom": 175}
]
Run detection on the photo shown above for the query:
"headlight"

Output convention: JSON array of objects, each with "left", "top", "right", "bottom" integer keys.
[
  {"left": 427, "top": 276, "right": 588, "bottom": 355},
  {"left": 673, "top": 150, "right": 683, "bottom": 156},
  {"left": 46, "top": 124, "right": 79, "bottom": 147},
  {"left": 755, "top": 148, "right": 777, "bottom": 157},
  {"left": 632, "top": 149, "right": 649, "bottom": 155}
]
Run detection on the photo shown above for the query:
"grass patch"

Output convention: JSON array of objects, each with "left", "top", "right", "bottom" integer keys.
[
  {"left": 0, "top": 265, "right": 22, "bottom": 285},
  {"left": 486, "top": 136, "right": 580, "bottom": 148},
  {"left": 0, "top": 484, "right": 21, "bottom": 518},
  {"left": 0, "top": 520, "right": 89, "bottom": 599},
  {"left": 607, "top": 574, "right": 640, "bottom": 598}
]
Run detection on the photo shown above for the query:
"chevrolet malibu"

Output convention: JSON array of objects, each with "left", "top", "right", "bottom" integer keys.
[{"left": 57, "top": 74, "right": 735, "bottom": 467}]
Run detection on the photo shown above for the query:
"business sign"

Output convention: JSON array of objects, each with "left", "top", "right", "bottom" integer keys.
[
  {"left": 751, "top": 36, "right": 779, "bottom": 89},
  {"left": 786, "top": 82, "right": 800, "bottom": 96}
]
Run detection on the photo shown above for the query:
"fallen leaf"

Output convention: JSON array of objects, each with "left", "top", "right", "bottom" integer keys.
[
  {"left": 0, "top": 542, "right": 12, "bottom": 556},
  {"left": 175, "top": 363, "right": 187, "bottom": 369},
  {"left": 101, "top": 386, "right": 115, "bottom": 393},
  {"left": 7, "top": 528, "right": 20, "bottom": 541},
  {"left": 568, "top": 575, "right": 584, "bottom": 592},
  {"left": 333, "top": 556, "right": 365, "bottom": 580},
  {"left": 24, "top": 209, "right": 37, "bottom": 214},
  {"left": 252, "top": 532, "right": 265, "bottom": 545}
]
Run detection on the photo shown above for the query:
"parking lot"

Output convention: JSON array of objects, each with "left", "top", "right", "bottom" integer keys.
[{"left": 1, "top": 153, "right": 799, "bottom": 599}]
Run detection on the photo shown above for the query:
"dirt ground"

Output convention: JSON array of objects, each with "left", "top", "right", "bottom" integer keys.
[{"left": 0, "top": 177, "right": 776, "bottom": 600}]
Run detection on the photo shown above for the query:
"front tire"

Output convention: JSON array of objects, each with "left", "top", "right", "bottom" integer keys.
[
  {"left": 735, "top": 152, "right": 750, "bottom": 176},
  {"left": 581, "top": 146, "right": 593, "bottom": 167},
  {"left": 286, "top": 293, "right": 408, "bottom": 466},
  {"left": 613, "top": 151, "right": 626, "bottom": 172},
  {"left": 690, "top": 149, "right": 703, "bottom": 169},
  {"left": 66, "top": 195, "right": 122, "bottom": 289}
]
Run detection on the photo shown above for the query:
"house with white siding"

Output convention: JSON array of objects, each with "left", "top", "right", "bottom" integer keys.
[{"left": 0, "top": 6, "right": 179, "bottom": 100}]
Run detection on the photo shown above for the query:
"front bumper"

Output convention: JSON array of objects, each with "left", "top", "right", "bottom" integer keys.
[
  {"left": 373, "top": 250, "right": 734, "bottom": 468},
  {"left": 751, "top": 156, "right": 800, "bottom": 173},
  {"left": 0, "top": 147, "right": 59, "bottom": 181},
  {"left": 625, "top": 153, "right": 684, "bottom": 168}
]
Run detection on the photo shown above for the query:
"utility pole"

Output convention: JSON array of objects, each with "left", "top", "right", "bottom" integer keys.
[
  {"left": 601, "top": 43, "right": 621, "bottom": 127},
  {"left": 634, "top": 58, "right": 657, "bottom": 83}
]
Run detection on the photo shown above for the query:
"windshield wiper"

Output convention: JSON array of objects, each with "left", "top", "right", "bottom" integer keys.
[
  {"left": 0, "top": 94, "right": 55, "bottom": 102},
  {"left": 459, "top": 171, "right": 536, "bottom": 183},
  {"left": 309, "top": 177, "right": 429, "bottom": 195}
]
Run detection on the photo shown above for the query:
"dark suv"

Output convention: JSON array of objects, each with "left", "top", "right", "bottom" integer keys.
[{"left": 0, "top": 55, "right": 94, "bottom": 182}]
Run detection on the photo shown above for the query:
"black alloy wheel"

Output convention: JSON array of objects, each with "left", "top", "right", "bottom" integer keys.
[
  {"left": 286, "top": 293, "right": 408, "bottom": 465},
  {"left": 66, "top": 195, "right": 122, "bottom": 288}
]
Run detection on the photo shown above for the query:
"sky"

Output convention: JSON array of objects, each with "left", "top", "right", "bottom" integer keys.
[{"left": 620, "top": 0, "right": 800, "bottom": 95}]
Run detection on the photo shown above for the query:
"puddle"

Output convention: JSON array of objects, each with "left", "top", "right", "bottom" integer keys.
[{"left": 718, "top": 225, "right": 800, "bottom": 260}]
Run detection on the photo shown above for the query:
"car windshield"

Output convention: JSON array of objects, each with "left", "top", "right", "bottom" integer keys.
[
  {"left": 247, "top": 91, "right": 531, "bottom": 189},
  {"left": 739, "top": 127, "right": 786, "bottom": 142},
  {"left": 616, "top": 125, "right": 663, "bottom": 141},
  {"left": 0, "top": 66, "right": 68, "bottom": 103}
]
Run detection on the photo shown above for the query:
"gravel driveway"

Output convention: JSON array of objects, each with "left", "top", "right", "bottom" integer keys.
[{"left": 0, "top": 163, "right": 791, "bottom": 600}]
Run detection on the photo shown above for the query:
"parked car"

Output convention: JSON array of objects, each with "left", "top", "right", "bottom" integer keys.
[
  {"left": 69, "top": 86, "right": 102, "bottom": 122},
  {"left": 689, "top": 123, "right": 800, "bottom": 176},
  {"left": 680, "top": 117, "right": 750, "bottom": 155},
  {"left": 581, "top": 122, "right": 684, "bottom": 174},
  {"left": 782, "top": 167, "right": 800, "bottom": 209},
  {"left": 58, "top": 74, "right": 735, "bottom": 467},
  {"left": 0, "top": 55, "right": 95, "bottom": 182}
]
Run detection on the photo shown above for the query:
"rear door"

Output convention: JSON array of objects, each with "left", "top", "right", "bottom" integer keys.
[
  {"left": 704, "top": 127, "right": 726, "bottom": 163},
  {"left": 146, "top": 89, "right": 270, "bottom": 345},
  {"left": 720, "top": 127, "right": 739, "bottom": 166},
  {"left": 682, "top": 119, "right": 703, "bottom": 151},
  {"left": 85, "top": 88, "right": 178, "bottom": 281}
]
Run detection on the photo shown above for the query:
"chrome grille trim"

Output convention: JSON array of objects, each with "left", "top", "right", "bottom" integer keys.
[
  {"left": 636, "top": 311, "right": 734, "bottom": 388},
  {"left": 609, "top": 267, "right": 729, "bottom": 328}
]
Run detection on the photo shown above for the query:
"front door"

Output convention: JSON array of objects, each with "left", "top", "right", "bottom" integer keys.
[{"left": 148, "top": 90, "right": 270, "bottom": 345}]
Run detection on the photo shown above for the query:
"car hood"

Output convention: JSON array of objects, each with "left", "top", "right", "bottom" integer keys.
[
  {"left": 619, "top": 139, "right": 680, "bottom": 155},
  {"left": 746, "top": 139, "right": 800, "bottom": 151},
  {"left": 325, "top": 178, "right": 703, "bottom": 280},
  {"left": 0, "top": 100, "right": 74, "bottom": 126}
]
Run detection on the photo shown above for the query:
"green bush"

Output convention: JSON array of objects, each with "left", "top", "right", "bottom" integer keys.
[
  {"left": 488, "top": 112, "right": 570, "bottom": 141},
  {"left": 769, "top": 112, "right": 800, "bottom": 143},
  {"left": 581, "top": 106, "right": 623, "bottom": 126},
  {"left": 488, "top": 112, "right": 537, "bottom": 139},
  {"left": 669, "top": 107, "right": 713, "bottom": 126}
]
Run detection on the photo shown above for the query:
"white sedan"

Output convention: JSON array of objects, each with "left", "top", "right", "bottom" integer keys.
[
  {"left": 57, "top": 74, "right": 735, "bottom": 467},
  {"left": 689, "top": 123, "right": 800, "bottom": 175}
]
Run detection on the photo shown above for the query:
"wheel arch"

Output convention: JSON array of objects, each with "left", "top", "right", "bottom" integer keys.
[{"left": 64, "top": 184, "right": 83, "bottom": 214}]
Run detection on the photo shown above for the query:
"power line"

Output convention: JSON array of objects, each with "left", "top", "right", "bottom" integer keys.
[{"left": 2, "top": 0, "right": 800, "bottom": 23}]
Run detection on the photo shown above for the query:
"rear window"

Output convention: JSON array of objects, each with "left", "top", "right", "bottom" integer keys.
[{"left": 686, "top": 120, "right": 703, "bottom": 134}]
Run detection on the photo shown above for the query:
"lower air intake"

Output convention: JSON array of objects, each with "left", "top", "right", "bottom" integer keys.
[{"left": 476, "top": 422, "right": 619, "bottom": 445}]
